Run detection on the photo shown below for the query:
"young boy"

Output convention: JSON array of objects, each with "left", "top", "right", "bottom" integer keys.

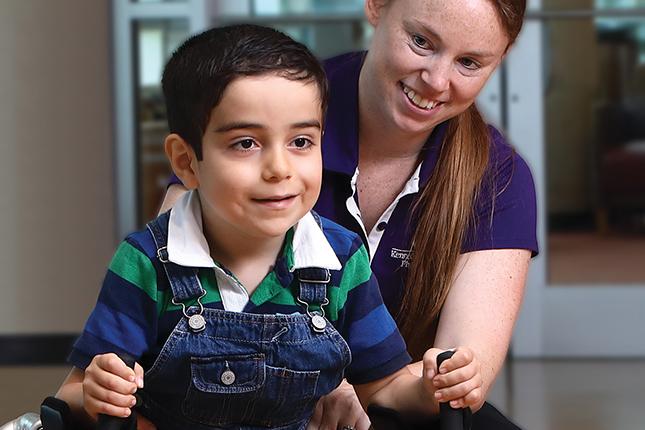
[{"left": 56, "top": 24, "right": 441, "bottom": 429}]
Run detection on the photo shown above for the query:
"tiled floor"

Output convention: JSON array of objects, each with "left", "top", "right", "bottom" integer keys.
[
  {"left": 1, "top": 359, "right": 644, "bottom": 429},
  {"left": 491, "top": 359, "right": 645, "bottom": 430}
]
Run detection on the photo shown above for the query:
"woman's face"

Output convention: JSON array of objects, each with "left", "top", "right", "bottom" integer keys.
[{"left": 362, "top": 0, "right": 510, "bottom": 137}]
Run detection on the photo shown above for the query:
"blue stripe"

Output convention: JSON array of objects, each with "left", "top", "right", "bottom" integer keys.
[
  {"left": 347, "top": 304, "right": 397, "bottom": 351},
  {"left": 84, "top": 301, "right": 150, "bottom": 357},
  {"left": 341, "top": 274, "right": 385, "bottom": 322},
  {"left": 346, "top": 331, "right": 411, "bottom": 384},
  {"left": 320, "top": 217, "right": 364, "bottom": 260},
  {"left": 126, "top": 230, "right": 160, "bottom": 260},
  {"left": 100, "top": 270, "right": 159, "bottom": 325}
]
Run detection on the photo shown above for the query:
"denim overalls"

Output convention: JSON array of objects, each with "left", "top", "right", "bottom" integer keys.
[{"left": 135, "top": 214, "right": 352, "bottom": 430}]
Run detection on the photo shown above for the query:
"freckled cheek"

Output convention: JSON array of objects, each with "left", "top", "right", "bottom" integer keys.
[{"left": 452, "top": 81, "right": 484, "bottom": 106}]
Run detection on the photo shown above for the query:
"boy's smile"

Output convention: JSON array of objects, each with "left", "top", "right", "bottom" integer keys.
[{"left": 188, "top": 74, "right": 323, "bottom": 249}]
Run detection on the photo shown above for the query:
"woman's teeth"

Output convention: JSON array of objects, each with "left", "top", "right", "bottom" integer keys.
[{"left": 402, "top": 85, "right": 439, "bottom": 110}]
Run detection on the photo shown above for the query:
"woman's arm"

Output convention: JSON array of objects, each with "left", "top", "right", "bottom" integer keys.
[{"left": 430, "top": 248, "right": 531, "bottom": 410}]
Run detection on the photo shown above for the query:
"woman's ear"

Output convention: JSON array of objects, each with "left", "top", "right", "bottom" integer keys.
[
  {"left": 365, "top": 0, "right": 387, "bottom": 27},
  {"left": 164, "top": 133, "right": 199, "bottom": 189}
]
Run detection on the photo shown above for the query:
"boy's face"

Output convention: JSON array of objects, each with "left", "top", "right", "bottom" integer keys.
[{"left": 191, "top": 74, "right": 323, "bottom": 241}]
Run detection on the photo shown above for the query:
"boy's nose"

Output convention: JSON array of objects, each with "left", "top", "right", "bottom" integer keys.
[{"left": 262, "top": 148, "right": 292, "bottom": 181}]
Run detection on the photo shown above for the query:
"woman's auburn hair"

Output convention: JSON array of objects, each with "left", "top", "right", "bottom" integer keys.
[{"left": 395, "top": 0, "right": 527, "bottom": 360}]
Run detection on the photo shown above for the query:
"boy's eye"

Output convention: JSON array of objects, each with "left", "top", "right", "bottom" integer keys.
[
  {"left": 290, "top": 137, "right": 313, "bottom": 149},
  {"left": 232, "top": 138, "right": 258, "bottom": 151}
]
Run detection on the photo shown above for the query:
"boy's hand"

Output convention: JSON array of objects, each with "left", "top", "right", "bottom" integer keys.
[
  {"left": 82, "top": 353, "right": 145, "bottom": 419},
  {"left": 422, "top": 347, "right": 483, "bottom": 410}
]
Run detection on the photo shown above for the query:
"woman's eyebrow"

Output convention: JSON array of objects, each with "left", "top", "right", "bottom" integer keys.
[
  {"left": 407, "top": 18, "right": 443, "bottom": 43},
  {"left": 407, "top": 18, "right": 497, "bottom": 59}
]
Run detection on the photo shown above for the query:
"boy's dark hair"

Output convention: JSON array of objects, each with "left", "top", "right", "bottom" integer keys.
[{"left": 162, "top": 24, "right": 328, "bottom": 160}]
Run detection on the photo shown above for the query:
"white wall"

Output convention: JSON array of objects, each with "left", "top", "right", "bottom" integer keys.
[{"left": 0, "top": 0, "right": 115, "bottom": 334}]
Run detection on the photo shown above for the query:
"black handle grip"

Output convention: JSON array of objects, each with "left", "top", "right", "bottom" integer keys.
[
  {"left": 40, "top": 396, "right": 72, "bottom": 430},
  {"left": 97, "top": 353, "right": 138, "bottom": 430},
  {"left": 436, "top": 350, "right": 468, "bottom": 430}
]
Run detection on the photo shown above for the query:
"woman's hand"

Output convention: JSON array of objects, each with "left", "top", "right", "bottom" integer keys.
[
  {"left": 423, "top": 346, "right": 483, "bottom": 410},
  {"left": 82, "top": 353, "right": 145, "bottom": 419},
  {"left": 307, "top": 379, "right": 371, "bottom": 430}
]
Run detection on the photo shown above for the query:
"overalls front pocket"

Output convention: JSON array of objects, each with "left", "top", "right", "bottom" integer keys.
[{"left": 183, "top": 353, "right": 320, "bottom": 427}]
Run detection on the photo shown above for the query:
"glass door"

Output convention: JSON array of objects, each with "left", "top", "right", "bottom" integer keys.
[{"left": 510, "top": 0, "right": 645, "bottom": 357}]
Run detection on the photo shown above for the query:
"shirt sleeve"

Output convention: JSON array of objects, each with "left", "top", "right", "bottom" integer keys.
[
  {"left": 333, "top": 237, "right": 411, "bottom": 385},
  {"left": 463, "top": 127, "right": 539, "bottom": 256},
  {"left": 68, "top": 238, "right": 159, "bottom": 370}
]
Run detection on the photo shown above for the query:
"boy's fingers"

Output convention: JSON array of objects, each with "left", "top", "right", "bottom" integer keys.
[
  {"left": 432, "top": 361, "right": 477, "bottom": 388},
  {"left": 462, "top": 387, "right": 483, "bottom": 407},
  {"left": 421, "top": 348, "right": 443, "bottom": 379},
  {"left": 448, "top": 387, "right": 483, "bottom": 409},
  {"left": 434, "top": 377, "right": 481, "bottom": 403},
  {"left": 96, "top": 353, "right": 136, "bottom": 382},
  {"left": 437, "top": 347, "right": 473, "bottom": 374},
  {"left": 85, "top": 395, "right": 132, "bottom": 419},
  {"left": 84, "top": 378, "right": 138, "bottom": 408},
  {"left": 84, "top": 366, "right": 138, "bottom": 396},
  {"left": 134, "top": 362, "right": 145, "bottom": 389}
]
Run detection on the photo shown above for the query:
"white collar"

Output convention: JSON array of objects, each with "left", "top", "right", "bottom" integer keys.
[{"left": 166, "top": 190, "right": 341, "bottom": 271}]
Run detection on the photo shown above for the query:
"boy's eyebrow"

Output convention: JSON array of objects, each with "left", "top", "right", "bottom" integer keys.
[
  {"left": 291, "top": 120, "right": 322, "bottom": 130},
  {"left": 214, "top": 120, "right": 321, "bottom": 133}
]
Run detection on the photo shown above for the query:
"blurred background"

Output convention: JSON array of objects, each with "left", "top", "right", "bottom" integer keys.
[{"left": 1, "top": 0, "right": 645, "bottom": 428}]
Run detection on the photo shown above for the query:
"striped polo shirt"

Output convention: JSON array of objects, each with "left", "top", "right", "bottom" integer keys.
[{"left": 69, "top": 191, "right": 411, "bottom": 385}]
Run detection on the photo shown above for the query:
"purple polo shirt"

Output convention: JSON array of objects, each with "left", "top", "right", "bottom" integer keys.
[{"left": 313, "top": 52, "right": 538, "bottom": 316}]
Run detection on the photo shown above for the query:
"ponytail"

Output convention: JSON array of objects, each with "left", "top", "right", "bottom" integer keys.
[{"left": 397, "top": 104, "right": 490, "bottom": 360}]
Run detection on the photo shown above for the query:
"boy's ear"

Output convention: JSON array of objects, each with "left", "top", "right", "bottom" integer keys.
[
  {"left": 365, "top": 0, "right": 387, "bottom": 27},
  {"left": 164, "top": 133, "right": 199, "bottom": 189}
]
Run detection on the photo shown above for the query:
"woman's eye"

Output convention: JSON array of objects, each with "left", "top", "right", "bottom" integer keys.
[
  {"left": 412, "top": 34, "right": 430, "bottom": 49},
  {"left": 460, "top": 57, "right": 480, "bottom": 70},
  {"left": 233, "top": 139, "right": 257, "bottom": 151},
  {"left": 291, "top": 137, "right": 313, "bottom": 149}
]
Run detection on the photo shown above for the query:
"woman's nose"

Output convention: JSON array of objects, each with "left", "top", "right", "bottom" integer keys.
[{"left": 420, "top": 58, "right": 451, "bottom": 93}]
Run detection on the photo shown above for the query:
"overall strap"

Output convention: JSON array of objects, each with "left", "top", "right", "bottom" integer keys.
[
  {"left": 296, "top": 267, "right": 330, "bottom": 307},
  {"left": 146, "top": 212, "right": 205, "bottom": 302},
  {"left": 295, "top": 211, "right": 333, "bottom": 333},
  {"left": 296, "top": 211, "right": 330, "bottom": 307},
  {"left": 296, "top": 267, "right": 331, "bottom": 333}
]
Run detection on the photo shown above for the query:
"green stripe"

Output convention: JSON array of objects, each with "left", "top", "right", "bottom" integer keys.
[
  {"left": 283, "top": 228, "right": 295, "bottom": 271},
  {"left": 157, "top": 268, "right": 223, "bottom": 316},
  {"left": 327, "top": 244, "right": 372, "bottom": 321},
  {"left": 250, "top": 271, "right": 297, "bottom": 307},
  {"left": 109, "top": 241, "right": 157, "bottom": 301}
]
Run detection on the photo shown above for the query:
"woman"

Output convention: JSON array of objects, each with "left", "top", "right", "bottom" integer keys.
[{"left": 163, "top": 0, "right": 536, "bottom": 428}]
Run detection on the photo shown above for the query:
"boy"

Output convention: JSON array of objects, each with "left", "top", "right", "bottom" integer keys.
[{"left": 56, "top": 24, "right": 441, "bottom": 429}]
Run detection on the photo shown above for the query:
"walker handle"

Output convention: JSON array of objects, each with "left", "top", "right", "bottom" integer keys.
[
  {"left": 96, "top": 353, "right": 138, "bottom": 430},
  {"left": 437, "top": 350, "right": 470, "bottom": 430}
]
